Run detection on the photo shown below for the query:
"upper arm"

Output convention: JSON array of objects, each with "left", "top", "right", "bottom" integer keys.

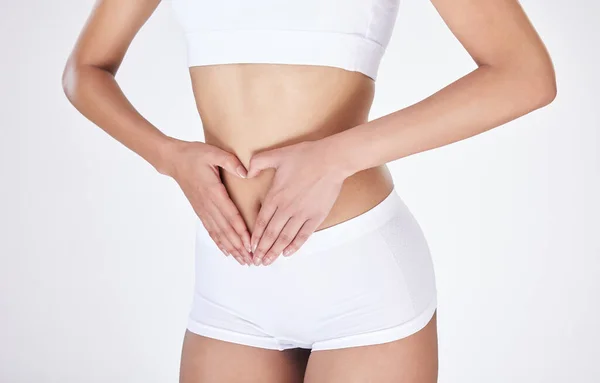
[
  {"left": 64, "top": 0, "right": 162, "bottom": 75},
  {"left": 429, "top": 0, "right": 555, "bottom": 80}
]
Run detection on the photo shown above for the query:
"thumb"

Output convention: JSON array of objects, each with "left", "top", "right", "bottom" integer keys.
[
  {"left": 246, "top": 149, "right": 281, "bottom": 178},
  {"left": 211, "top": 150, "right": 248, "bottom": 179}
]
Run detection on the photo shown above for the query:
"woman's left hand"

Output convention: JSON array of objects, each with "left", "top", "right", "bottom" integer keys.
[{"left": 246, "top": 139, "right": 352, "bottom": 266}]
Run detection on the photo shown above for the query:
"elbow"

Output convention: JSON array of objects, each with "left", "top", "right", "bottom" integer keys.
[
  {"left": 62, "top": 61, "right": 114, "bottom": 106},
  {"left": 61, "top": 57, "right": 87, "bottom": 105},
  {"left": 61, "top": 62, "right": 76, "bottom": 103},
  {"left": 529, "top": 70, "right": 557, "bottom": 109},
  {"left": 488, "top": 51, "right": 557, "bottom": 112},
  {"left": 519, "top": 57, "right": 557, "bottom": 111}
]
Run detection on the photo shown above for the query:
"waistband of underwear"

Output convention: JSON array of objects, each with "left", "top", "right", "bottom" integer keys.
[
  {"left": 195, "top": 186, "right": 407, "bottom": 256},
  {"left": 296, "top": 186, "right": 406, "bottom": 255}
]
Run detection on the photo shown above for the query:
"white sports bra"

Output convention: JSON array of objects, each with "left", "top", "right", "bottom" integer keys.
[{"left": 170, "top": 0, "right": 400, "bottom": 81}]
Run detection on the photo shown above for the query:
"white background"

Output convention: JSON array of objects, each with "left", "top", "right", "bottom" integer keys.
[{"left": 1, "top": 0, "right": 598, "bottom": 382}]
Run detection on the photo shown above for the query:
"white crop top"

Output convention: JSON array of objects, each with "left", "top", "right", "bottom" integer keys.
[{"left": 170, "top": 0, "right": 400, "bottom": 81}]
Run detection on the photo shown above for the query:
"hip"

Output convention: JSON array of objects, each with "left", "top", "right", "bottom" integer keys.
[{"left": 190, "top": 185, "right": 438, "bottom": 349}]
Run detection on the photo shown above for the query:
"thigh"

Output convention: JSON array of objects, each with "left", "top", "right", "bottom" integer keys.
[
  {"left": 304, "top": 311, "right": 438, "bottom": 383},
  {"left": 179, "top": 330, "right": 311, "bottom": 383}
]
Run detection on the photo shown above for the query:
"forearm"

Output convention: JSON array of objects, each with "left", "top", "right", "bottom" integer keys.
[
  {"left": 326, "top": 63, "right": 557, "bottom": 177},
  {"left": 62, "top": 64, "right": 180, "bottom": 175}
]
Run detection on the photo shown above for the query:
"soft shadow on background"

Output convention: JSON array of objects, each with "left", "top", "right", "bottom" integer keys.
[{"left": 1, "top": 1, "right": 598, "bottom": 382}]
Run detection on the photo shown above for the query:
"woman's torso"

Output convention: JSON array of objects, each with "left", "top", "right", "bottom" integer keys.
[{"left": 189, "top": 63, "right": 394, "bottom": 233}]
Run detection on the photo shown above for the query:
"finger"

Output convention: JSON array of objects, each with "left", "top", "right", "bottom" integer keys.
[
  {"left": 252, "top": 208, "right": 290, "bottom": 266},
  {"left": 246, "top": 149, "right": 280, "bottom": 178},
  {"left": 262, "top": 217, "right": 306, "bottom": 266},
  {"left": 197, "top": 214, "right": 226, "bottom": 256},
  {"left": 210, "top": 149, "right": 248, "bottom": 179},
  {"left": 250, "top": 200, "right": 278, "bottom": 264},
  {"left": 191, "top": 197, "right": 237, "bottom": 261},
  {"left": 206, "top": 200, "right": 251, "bottom": 265},
  {"left": 281, "top": 219, "right": 320, "bottom": 258},
  {"left": 204, "top": 195, "right": 245, "bottom": 264},
  {"left": 211, "top": 184, "right": 252, "bottom": 254},
  {"left": 217, "top": 230, "right": 246, "bottom": 266},
  {"left": 202, "top": 213, "right": 241, "bottom": 263}
]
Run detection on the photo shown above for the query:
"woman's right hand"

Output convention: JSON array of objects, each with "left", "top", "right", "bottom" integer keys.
[{"left": 165, "top": 140, "right": 253, "bottom": 265}]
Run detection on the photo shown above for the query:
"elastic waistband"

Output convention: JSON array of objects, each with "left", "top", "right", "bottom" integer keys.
[
  {"left": 296, "top": 186, "right": 406, "bottom": 255},
  {"left": 196, "top": 186, "right": 408, "bottom": 256}
]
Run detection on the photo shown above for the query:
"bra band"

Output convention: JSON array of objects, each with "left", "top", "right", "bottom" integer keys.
[{"left": 170, "top": 0, "right": 401, "bottom": 81}]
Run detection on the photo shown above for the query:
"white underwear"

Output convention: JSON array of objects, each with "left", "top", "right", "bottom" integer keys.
[{"left": 188, "top": 187, "right": 438, "bottom": 351}]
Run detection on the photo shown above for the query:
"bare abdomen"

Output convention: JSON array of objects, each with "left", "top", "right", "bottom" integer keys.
[{"left": 189, "top": 63, "right": 395, "bottom": 233}]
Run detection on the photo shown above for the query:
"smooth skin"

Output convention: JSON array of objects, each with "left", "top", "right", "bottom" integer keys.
[
  {"left": 61, "top": 0, "right": 255, "bottom": 266},
  {"left": 63, "top": 0, "right": 555, "bottom": 382},
  {"left": 248, "top": 0, "right": 557, "bottom": 266}
]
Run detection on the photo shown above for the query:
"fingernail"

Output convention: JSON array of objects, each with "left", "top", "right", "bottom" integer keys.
[
  {"left": 263, "top": 257, "right": 273, "bottom": 265},
  {"left": 282, "top": 248, "right": 291, "bottom": 256},
  {"left": 246, "top": 244, "right": 252, "bottom": 253},
  {"left": 236, "top": 166, "right": 247, "bottom": 178},
  {"left": 253, "top": 256, "right": 261, "bottom": 266},
  {"left": 252, "top": 243, "right": 257, "bottom": 253}
]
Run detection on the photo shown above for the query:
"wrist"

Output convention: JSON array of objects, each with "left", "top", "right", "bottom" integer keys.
[
  {"left": 315, "top": 132, "right": 363, "bottom": 180},
  {"left": 317, "top": 129, "right": 367, "bottom": 179},
  {"left": 154, "top": 136, "right": 188, "bottom": 177}
]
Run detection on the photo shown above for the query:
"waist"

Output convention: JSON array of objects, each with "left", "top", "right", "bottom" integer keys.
[
  {"left": 203, "top": 118, "right": 394, "bottom": 234},
  {"left": 195, "top": 185, "right": 407, "bottom": 258},
  {"left": 221, "top": 163, "right": 394, "bottom": 234},
  {"left": 189, "top": 63, "right": 393, "bottom": 232}
]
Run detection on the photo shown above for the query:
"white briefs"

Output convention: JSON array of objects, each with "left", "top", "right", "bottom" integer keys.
[{"left": 188, "top": 187, "right": 438, "bottom": 351}]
